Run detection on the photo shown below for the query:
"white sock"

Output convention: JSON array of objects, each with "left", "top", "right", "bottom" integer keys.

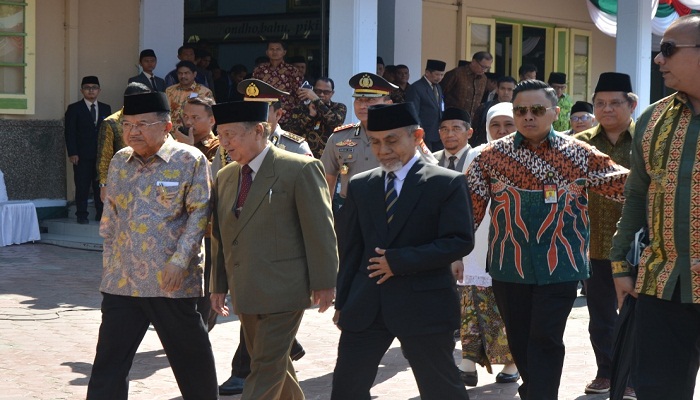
[{"left": 458, "top": 359, "right": 476, "bottom": 372}]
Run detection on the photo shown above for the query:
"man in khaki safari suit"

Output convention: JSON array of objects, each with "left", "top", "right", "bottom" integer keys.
[{"left": 209, "top": 100, "right": 338, "bottom": 400}]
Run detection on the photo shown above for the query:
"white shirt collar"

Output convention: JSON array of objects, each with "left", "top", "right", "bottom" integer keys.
[{"left": 246, "top": 142, "right": 272, "bottom": 180}]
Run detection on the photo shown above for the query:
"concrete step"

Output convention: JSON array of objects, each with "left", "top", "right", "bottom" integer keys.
[
  {"left": 39, "top": 233, "right": 103, "bottom": 251},
  {"left": 39, "top": 217, "right": 103, "bottom": 251}
]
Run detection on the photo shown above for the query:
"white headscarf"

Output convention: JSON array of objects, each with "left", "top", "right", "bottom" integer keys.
[{"left": 485, "top": 102, "right": 514, "bottom": 143}]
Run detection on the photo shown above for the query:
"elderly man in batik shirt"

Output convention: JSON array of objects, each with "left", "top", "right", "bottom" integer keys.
[
  {"left": 96, "top": 82, "right": 152, "bottom": 202},
  {"left": 86, "top": 91, "right": 217, "bottom": 399},
  {"left": 466, "top": 80, "right": 628, "bottom": 400}
]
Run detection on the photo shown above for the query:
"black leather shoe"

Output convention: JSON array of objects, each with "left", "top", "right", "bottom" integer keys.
[
  {"left": 460, "top": 370, "right": 478, "bottom": 387},
  {"left": 77, "top": 218, "right": 89, "bottom": 225},
  {"left": 496, "top": 371, "right": 520, "bottom": 383},
  {"left": 290, "top": 348, "right": 306, "bottom": 361},
  {"left": 218, "top": 375, "right": 245, "bottom": 396}
]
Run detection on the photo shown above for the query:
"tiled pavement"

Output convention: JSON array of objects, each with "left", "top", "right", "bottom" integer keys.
[{"left": 0, "top": 243, "right": 696, "bottom": 400}]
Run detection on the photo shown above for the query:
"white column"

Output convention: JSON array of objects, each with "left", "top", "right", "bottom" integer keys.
[
  {"left": 140, "top": 0, "right": 185, "bottom": 78},
  {"left": 616, "top": 2, "right": 653, "bottom": 115},
  {"left": 392, "top": 0, "right": 422, "bottom": 81},
  {"left": 329, "top": 0, "right": 378, "bottom": 123}
]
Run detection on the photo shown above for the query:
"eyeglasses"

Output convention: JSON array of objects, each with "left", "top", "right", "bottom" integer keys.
[
  {"left": 121, "top": 120, "right": 165, "bottom": 132},
  {"left": 313, "top": 89, "right": 333, "bottom": 96},
  {"left": 477, "top": 62, "right": 491, "bottom": 71},
  {"left": 438, "top": 126, "right": 468, "bottom": 134},
  {"left": 82, "top": 85, "right": 100, "bottom": 91},
  {"left": 512, "top": 105, "right": 554, "bottom": 117},
  {"left": 570, "top": 114, "right": 592, "bottom": 122},
  {"left": 593, "top": 100, "right": 627, "bottom": 109},
  {"left": 659, "top": 41, "right": 700, "bottom": 58}
]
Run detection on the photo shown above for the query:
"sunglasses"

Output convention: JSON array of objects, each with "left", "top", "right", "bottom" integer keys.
[
  {"left": 659, "top": 41, "right": 700, "bottom": 58},
  {"left": 512, "top": 105, "right": 553, "bottom": 117}
]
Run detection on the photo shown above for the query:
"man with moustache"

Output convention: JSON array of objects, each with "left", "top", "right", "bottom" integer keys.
[
  {"left": 433, "top": 107, "right": 473, "bottom": 171},
  {"left": 611, "top": 14, "right": 700, "bottom": 399},
  {"left": 86, "top": 91, "right": 217, "bottom": 399},
  {"left": 466, "top": 80, "right": 628, "bottom": 400},
  {"left": 332, "top": 102, "right": 473, "bottom": 400}
]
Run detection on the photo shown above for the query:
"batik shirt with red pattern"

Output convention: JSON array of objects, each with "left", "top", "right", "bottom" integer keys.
[
  {"left": 252, "top": 62, "right": 302, "bottom": 127},
  {"left": 466, "top": 130, "right": 628, "bottom": 284}
]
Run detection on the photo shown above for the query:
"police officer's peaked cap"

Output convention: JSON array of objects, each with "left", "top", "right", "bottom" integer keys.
[
  {"left": 237, "top": 78, "right": 289, "bottom": 102},
  {"left": 349, "top": 72, "right": 397, "bottom": 98}
]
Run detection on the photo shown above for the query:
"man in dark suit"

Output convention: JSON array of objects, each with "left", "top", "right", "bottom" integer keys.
[
  {"left": 128, "top": 49, "right": 166, "bottom": 92},
  {"left": 210, "top": 101, "right": 338, "bottom": 400},
  {"left": 406, "top": 59, "right": 446, "bottom": 151},
  {"left": 64, "top": 76, "right": 111, "bottom": 224},
  {"left": 331, "top": 102, "right": 474, "bottom": 400}
]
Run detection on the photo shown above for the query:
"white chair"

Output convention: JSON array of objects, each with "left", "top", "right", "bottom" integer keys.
[{"left": 0, "top": 169, "right": 40, "bottom": 246}]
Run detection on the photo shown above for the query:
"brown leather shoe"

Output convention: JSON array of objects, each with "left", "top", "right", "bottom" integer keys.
[{"left": 584, "top": 377, "right": 611, "bottom": 394}]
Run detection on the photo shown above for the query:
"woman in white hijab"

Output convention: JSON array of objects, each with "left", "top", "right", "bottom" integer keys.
[{"left": 455, "top": 102, "right": 519, "bottom": 386}]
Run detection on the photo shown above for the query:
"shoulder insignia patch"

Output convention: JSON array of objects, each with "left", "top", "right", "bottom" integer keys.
[
  {"left": 281, "top": 131, "right": 306, "bottom": 143},
  {"left": 336, "top": 139, "right": 358, "bottom": 147},
  {"left": 333, "top": 123, "right": 358, "bottom": 133}
]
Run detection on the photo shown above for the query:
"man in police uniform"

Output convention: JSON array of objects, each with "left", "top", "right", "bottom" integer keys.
[{"left": 321, "top": 73, "right": 394, "bottom": 208}]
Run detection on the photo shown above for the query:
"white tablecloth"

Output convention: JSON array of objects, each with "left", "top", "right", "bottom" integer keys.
[{"left": 0, "top": 201, "right": 41, "bottom": 246}]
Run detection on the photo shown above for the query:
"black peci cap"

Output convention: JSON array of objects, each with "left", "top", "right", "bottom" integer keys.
[{"left": 367, "top": 103, "right": 420, "bottom": 131}]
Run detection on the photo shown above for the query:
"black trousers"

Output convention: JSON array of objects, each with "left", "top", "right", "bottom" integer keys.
[
  {"left": 87, "top": 293, "right": 218, "bottom": 400},
  {"left": 73, "top": 158, "right": 102, "bottom": 219},
  {"left": 492, "top": 280, "right": 578, "bottom": 400},
  {"left": 635, "top": 290, "right": 700, "bottom": 400},
  {"left": 230, "top": 329, "right": 304, "bottom": 378},
  {"left": 585, "top": 259, "right": 618, "bottom": 379},
  {"left": 331, "top": 313, "right": 469, "bottom": 400}
]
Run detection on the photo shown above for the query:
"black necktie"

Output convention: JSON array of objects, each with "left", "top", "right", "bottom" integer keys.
[
  {"left": 447, "top": 155, "right": 457, "bottom": 170},
  {"left": 90, "top": 103, "right": 97, "bottom": 125},
  {"left": 385, "top": 172, "right": 398, "bottom": 224},
  {"left": 235, "top": 165, "right": 253, "bottom": 218},
  {"left": 150, "top": 76, "right": 157, "bottom": 91}
]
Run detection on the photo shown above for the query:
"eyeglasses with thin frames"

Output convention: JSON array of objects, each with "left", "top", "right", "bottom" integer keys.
[
  {"left": 659, "top": 41, "right": 700, "bottom": 58},
  {"left": 570, "top": 115, "right": 592, "bottom": 122},
  {"left": 512, "top": 105, "right": 554, "bottom": 117},
  {"left": 121, "top": 120, "right": 166, "bottom": 132}
]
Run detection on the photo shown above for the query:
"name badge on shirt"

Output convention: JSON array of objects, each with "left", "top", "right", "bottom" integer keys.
[{"left": 543, "top": 172, "right": 557, "bottom": 204}]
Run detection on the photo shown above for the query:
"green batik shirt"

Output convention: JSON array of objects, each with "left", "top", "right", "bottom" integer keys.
[
  {"left": 467, "top": 130, "right": 628, "bottom": 285},
  {"left": 553, "top": 94, "right": 573, "bottom": 132},
  {"left": 574, "top": 121, "right": 633, "bottom": 260},
  {"left": 611, "top": 92, "right": 700, "bottom": 303}
]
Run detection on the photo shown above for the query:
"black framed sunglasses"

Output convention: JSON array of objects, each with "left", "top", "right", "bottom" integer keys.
[
  {"left": 512, "top": 105, "right": 553, "bottom": 117},
  {"left": 659, "top": 41, "right": 700, "bottom": 58}
]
